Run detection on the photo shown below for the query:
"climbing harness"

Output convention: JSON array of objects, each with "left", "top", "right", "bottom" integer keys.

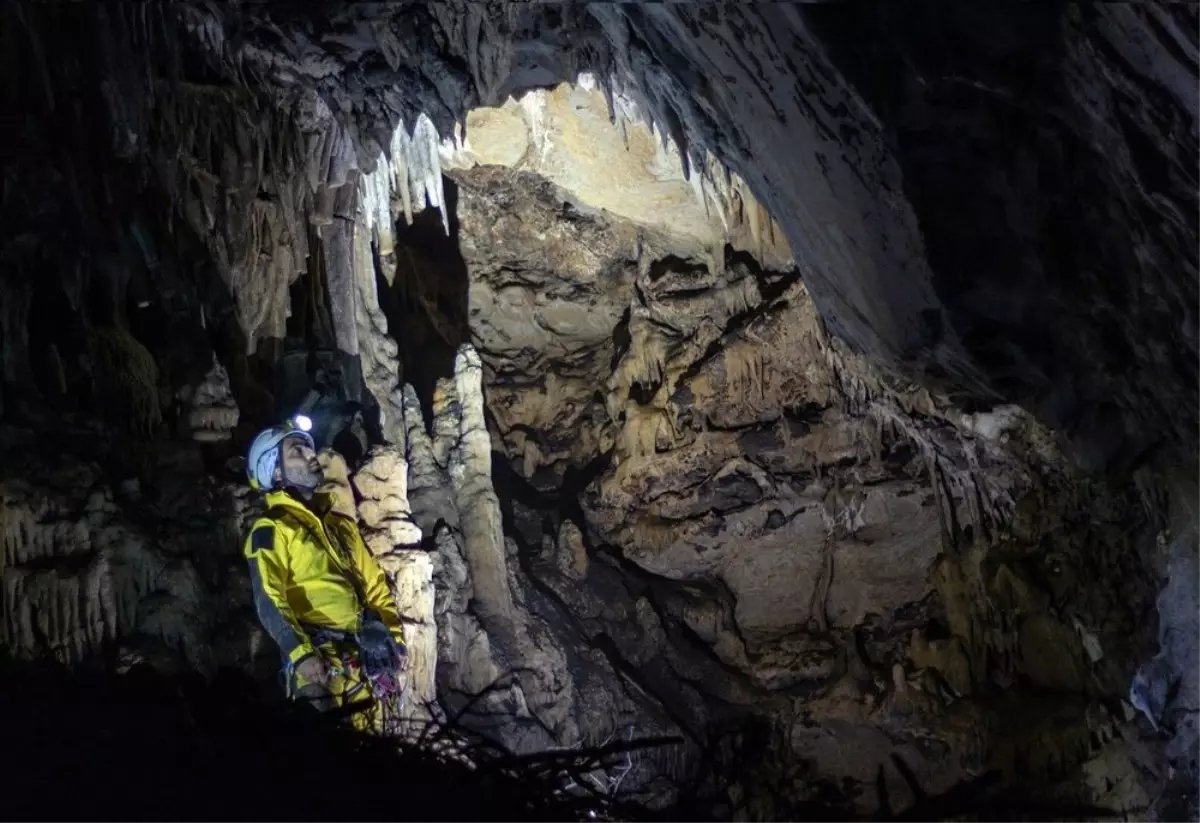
[
  {"left": 285, "top": 622, "right": 407, "bottom": 734},
  {"left": 266, "top": 503, "right": 409, "bottom": 733}
]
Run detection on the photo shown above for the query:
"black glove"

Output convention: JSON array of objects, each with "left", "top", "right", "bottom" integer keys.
[{"left": 357, "top": 610, "right": 404, "bottom": 677}]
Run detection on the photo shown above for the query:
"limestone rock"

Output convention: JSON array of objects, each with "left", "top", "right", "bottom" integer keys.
[
  {"left": 351, "top": 214, "right": 407, "bottom": 446},
  {"left": 346, "top": 444, "right": 432, "bottom": 719},
  {"left": 3, "top": 1, "right": 1196, "bottom": 814},
  {"left": 377, "top": 550, "right": 437, "bottom": 720},
  {"left": 448, "top": 158, "right": 1176, "bottom": 809},
  {"left": 0, "top": 435, "right": 245, "bottom": 673},
  {"left": 555, "top": 520, "right": 588, "bottom": 581},
  {"left": 352, "top": 446, "right": 422, "bottom": 554},
  {"left": 440, "top": 82, "right": 793, "bottom": 269},
  {"left": 402, "top": 384, "right": 458, "bottom": 533},
  {"left": 184, "top": 355, "right": 239, "bottom": 442}
]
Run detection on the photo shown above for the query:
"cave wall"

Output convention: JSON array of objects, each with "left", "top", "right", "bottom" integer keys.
[
  {"left": 0, "top": 1, "right": 1195, "bottom": 818},
  {"left": 442, "top": 158, "right": 1187, "bottom": 813},
  {"left": 20, "top": 0, "right": 1189, "bottom": 468}
]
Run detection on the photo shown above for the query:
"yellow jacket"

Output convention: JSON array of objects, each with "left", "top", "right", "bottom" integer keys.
[{"left": 243, "top": 490, "right": 406, "bottom": 669}]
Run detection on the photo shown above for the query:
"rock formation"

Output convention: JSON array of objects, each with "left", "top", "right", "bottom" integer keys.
[
  {"left": 184, "top": 355, "right": 240, "bottom": 443},
  {"left": 441, "top": 154, "right": 1185, "bottom": 813},
  {"left": 0, "top": 1, "right": 1195, "bottom": 819},
  {"left": 0, "top": 433, "right": 265, "bottom": 678}
]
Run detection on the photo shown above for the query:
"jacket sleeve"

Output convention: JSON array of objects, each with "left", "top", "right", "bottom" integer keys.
[
  {"left": 244, "top": 519, "right": 317, "bottom": 667},
  {"left": 345, "top": 523, "right": 407, "bottom": 648}
]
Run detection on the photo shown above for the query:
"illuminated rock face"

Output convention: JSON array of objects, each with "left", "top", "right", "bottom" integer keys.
[
  {"left": 0, "top": 1, "right": 1196, "bottom": 817},
  {"left": 439, "top": 81, "right": 793, "bottom": 271},
  {"left": 442, "top": 155, "right": 1180, "bottom": 812}
]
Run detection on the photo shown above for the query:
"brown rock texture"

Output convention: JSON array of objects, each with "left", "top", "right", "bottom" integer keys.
[
  {"left": 445, "top": 156, "right": 1180, "bottom": 813},
  {"left": 0, "top": 1, "right": 1194, "bottom": 818}
]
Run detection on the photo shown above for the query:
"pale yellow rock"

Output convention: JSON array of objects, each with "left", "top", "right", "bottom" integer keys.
[
  {"left": 354, "top": 451, "right": 411, "bottom": 504},
  {"left": 442, "top": 82, "right": 792, "bottom": 268},
  {"left": 363, "top": 518, "right": 423, "bottom": 556},
  {"left": 186, "top": 355, "right": 240, "bottom": 442},
  {"left": 354, "top": 446, "right": 423, "bottom": 554},
  {"left": 446, "top": 345, "right": 518, "bottom": 645},
  {"left": 377, "top": 551, "right": 437, "bottom": 720}
]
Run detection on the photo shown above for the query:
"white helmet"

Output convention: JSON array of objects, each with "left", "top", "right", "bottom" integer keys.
[{"left": 245, "top": 415, "right": 314, "bottom": 491}]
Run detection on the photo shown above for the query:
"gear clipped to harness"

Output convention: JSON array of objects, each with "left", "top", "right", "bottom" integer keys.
[{"left": 357, "top": 608, "right": 408, "bottom": 700}]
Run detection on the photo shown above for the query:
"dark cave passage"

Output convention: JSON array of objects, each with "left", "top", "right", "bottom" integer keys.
[{"left": 379, "top": 176, "right": 472, "bottom": 430}]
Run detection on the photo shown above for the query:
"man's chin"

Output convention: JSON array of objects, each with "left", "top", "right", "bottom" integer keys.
[{"left": 285, "top": 473, "right": 324, "bottom": 493}]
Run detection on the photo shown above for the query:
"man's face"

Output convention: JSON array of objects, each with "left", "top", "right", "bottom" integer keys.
[{"left": 277, "top": 434, "right": 323, "bottom": 492}]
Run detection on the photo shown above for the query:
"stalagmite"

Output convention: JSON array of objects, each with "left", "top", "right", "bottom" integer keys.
[
  {"left": 401, "top": 384, "right": 458, "bottom": 534},
  {"left": 382, "top": 550, "right": 437, "bottom": 723},
  {"left": 185, "top": 354, "right": 239, "bottom": 442},
  {"left": 445, "top": 345, "right": 518, "bottom": 650},
  {"left": 351, "top": 446, "right": 432, "bottom": 721},
  {"left": 353, "top": 446, "right": 423, "bottom": 555}
]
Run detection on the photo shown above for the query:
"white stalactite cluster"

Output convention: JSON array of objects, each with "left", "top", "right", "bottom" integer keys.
[{"left": 359, "top": 112, "right": 449, "bottom": 261}]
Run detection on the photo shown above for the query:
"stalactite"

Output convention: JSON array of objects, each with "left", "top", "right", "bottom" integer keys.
[
  {"left": 324, "top": 184, "right": 360, "bottom": 358},
  {"left": 0, "top": 481, "right": 174, "bottom": 663},
  {"left": 350, "top": 213, "right": 406, "bottom": 447},
  {"left": 359, "top": 113, "right": 449, "bottom": 243}
]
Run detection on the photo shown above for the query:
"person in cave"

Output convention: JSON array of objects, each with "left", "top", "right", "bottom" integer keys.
[{"left": 242, "top": 415, "right": 409, "bottom": 733}]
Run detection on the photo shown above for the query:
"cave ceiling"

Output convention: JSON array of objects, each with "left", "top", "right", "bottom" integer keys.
[{"left": 0, "top": 2, "right": 1197, "bottom": 819}]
